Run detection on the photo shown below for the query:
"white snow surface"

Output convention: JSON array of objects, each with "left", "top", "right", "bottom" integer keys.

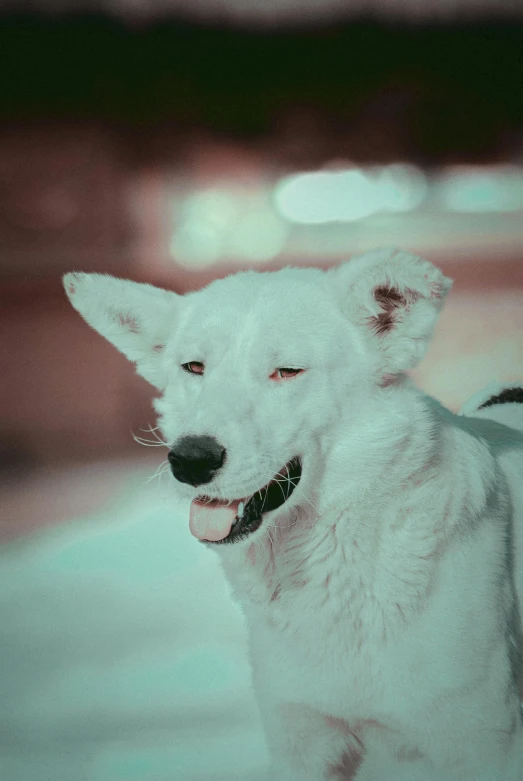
[{"left": 0, "top": 465, "right": 270, "bottom": 781}]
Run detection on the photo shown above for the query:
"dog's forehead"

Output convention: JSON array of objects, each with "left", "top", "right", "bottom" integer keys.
[
  {"left": 170, "top": 267, "right": 359, "bottom": 369},
  {"left": 196, "top": 267, "right": 331, "bottom": 312},
  {"left": 182, "top": 267, "right": 339, "bottom": 339}
]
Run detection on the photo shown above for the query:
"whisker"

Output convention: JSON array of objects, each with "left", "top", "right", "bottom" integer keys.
[
  {"left": 132, "top": 424, "right": 170, "bottom": 448},
  {"left": 145, "top": 459, "right": 171, "bottom": 483},
  {"left": 271, "top": 470, "right": 318, "bottom": 514},
  {"left": 142, "top": 425, "right": 170, "bottom": 446},
  {"left": 132, "top": 434, "right": 167, "bottom": 448}
]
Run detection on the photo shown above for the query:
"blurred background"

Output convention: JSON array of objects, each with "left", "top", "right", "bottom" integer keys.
[{"left": 0, "top": 2, "right": 522, "bottom": 780}]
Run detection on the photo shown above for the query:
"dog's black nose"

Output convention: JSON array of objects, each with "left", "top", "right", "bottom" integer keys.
[{"left": 168, "top": 435, "right": 226, "bottom": 486}]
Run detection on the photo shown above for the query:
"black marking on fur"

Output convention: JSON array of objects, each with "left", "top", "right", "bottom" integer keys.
[{"left": 479, "top": 387, "right": 523, "bottom": 410}]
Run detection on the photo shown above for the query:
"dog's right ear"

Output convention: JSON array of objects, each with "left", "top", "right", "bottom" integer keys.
[
  {"left": 329, "top": 248, "right": 452, "bottom": 378},
  {"left": 63, "top": 273, "right": 179, "bottom": 389}
]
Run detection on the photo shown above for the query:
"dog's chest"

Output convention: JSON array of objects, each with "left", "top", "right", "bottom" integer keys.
[
  {"left": 239, "top": 567, "right": 394, "bottom": 717},
  {"left": 221, "top": 517, "right": 444, "bottom": 715},
  {"left": 224, "top": 537, "right": 393, "bottom": 706}
]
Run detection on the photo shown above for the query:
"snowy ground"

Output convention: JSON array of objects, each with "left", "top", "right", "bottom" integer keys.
[{"left": 0, "top": 460, "right": 270, "bottom": 781}]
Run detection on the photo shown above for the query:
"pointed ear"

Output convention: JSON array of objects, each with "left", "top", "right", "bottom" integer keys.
[
  {"left": 63, "top": 272, "right": 179, "bottom": 389},
  {"left": 330, "top": 248, "right": 452, "bottom": 376}
]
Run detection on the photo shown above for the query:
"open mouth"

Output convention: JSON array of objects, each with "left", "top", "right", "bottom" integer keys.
[{"left": 189, "top": 457, "right": 302, "bottom": 544}]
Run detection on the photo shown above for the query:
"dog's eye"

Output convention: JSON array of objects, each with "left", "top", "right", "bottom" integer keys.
[
  {"left": 271, "top": 368, "right": 304, "bottom": 381},
  {"left": 182, "top": 361, "right": 204, "bottom": 375}
]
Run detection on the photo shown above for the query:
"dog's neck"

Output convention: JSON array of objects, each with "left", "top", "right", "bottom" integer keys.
[{"left": 216, "top": 384, "right": 497, "bottom": 627}]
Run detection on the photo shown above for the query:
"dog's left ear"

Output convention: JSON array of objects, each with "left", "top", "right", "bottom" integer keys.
[
  {"left": 330, "top": 248, "right": 452, "bottom": 375},
  {"left": 63, "top": 272, "right": 179, "bottom": 389}
]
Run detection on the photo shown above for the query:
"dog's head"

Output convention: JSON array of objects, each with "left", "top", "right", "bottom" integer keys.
[{"left": 64, "top": 248, "right": 451, "bottom": 546}]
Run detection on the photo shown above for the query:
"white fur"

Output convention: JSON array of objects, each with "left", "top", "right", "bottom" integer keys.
[{"left": 63, "top": 248, "right": 523, "bottom": 780}]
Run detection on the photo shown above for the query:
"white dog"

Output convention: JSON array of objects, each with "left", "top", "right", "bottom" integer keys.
[{"left": 64, "top": 248, "right": 523, "bottom": 780}]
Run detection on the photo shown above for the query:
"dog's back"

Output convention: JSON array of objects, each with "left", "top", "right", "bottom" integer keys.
[
  {"left": 459, "top": 383, "right": 523, "bottom": 532},
  {"left": 460, "top": 383, "right": 523, "bottom": 703},
  {"left": 460, "top": 382, "right": 523, "bottom": 430},
  {"left": 459, "top": 382, "right": 523, "bottom": 564}
]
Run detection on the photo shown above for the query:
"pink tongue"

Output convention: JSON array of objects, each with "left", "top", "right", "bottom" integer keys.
[{"left": 189, "top": 499, "right": 241, "bottom": 541}]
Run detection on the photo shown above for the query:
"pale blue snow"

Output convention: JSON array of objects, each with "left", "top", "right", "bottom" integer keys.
[{"left": 0, "top": 468, "right": 269, "bottom": 781}]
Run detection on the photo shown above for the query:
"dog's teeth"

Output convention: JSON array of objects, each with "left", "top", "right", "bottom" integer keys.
[{"left": 238, "top": 502, "right": 244, "bottom": 518}]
